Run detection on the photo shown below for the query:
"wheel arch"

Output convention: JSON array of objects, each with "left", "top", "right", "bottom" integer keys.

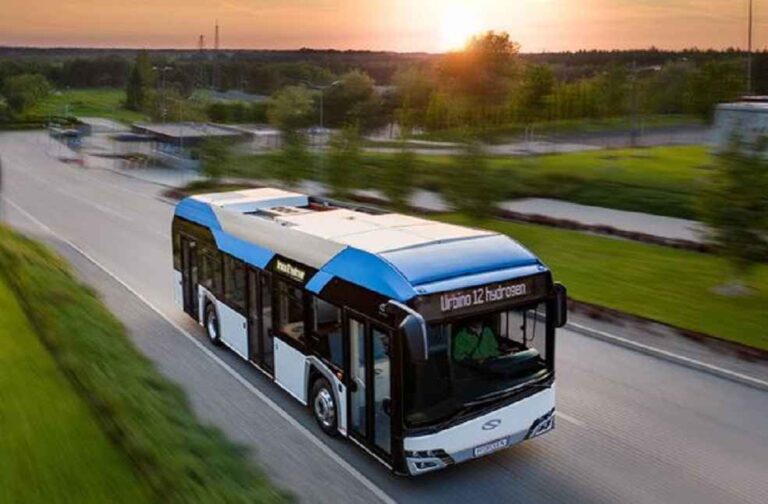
[{"left": 305, "top": 357, "right": 346, "bottom": 435}]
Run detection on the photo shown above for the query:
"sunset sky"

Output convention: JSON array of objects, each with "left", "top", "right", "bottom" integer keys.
[{"left": 0, "top": 0, "right": 763, "bottom": 53}]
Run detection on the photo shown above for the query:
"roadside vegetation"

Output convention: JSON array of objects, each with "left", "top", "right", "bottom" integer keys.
[
  {"left": 0, "top": 225, "right": 286, "bottom": 504},
  {"left": 226, "top": 144, "right": 710, "bottom": 219},
  {"left": 441, "top": 215, "right": 768, "bottom": 352},
  {"left": 0, "top": 277, "right": 149, "bottom": 504}
]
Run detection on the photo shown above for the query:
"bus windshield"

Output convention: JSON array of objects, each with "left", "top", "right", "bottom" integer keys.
[{"left": 404, "top": 302, "right": 550, "bottom": 428}]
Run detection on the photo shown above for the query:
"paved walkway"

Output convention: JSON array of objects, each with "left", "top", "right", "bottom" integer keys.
[{"left": 501, "top": 198, "right": 707, "bottom": 243}]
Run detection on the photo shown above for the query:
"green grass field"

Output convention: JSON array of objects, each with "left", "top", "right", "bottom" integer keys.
[
  {"left": 0, "top": 278, "right": 149, "bottom": 504},
  {"left": 442, "top": 215, "right": 768, "bottom": 351},
  {"left": 28, "top": 88, "right": 146, "bottom": 123}
]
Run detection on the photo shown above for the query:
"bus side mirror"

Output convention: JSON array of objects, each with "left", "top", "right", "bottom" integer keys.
[
  {"left": 401, "top": 314, "right": 429, "bottom": 363},
  {"left": 554, "top": 283, "right": 568, "bottom": 328}
]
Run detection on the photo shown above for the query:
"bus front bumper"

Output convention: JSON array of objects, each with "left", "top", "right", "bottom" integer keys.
[{"left": 403, "top": 387, "right": 556, "bottom": 475}]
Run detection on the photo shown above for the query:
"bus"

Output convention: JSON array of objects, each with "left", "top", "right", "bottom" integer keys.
[{"left": 172, "top": 187, "right": 567, "bottom": 476}]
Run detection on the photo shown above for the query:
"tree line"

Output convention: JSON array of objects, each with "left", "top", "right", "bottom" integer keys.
[{"left": 1, "top": 39, "right": 764, "bottom": 129}]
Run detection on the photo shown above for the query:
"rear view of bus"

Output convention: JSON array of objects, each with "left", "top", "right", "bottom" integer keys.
[{"left": 172, "top": 188, "right": 567, "bottom": 476}]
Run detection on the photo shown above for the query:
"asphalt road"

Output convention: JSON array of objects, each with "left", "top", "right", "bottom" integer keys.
[{"left": 2, "top": 131, "right": 767, "bottom": 504}]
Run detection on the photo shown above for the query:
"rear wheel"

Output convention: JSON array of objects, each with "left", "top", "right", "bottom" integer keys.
[
  {"left": 311, "top": 378, "right": 339, "bottom": 437},
  {"left": 204, "top": 302, "right": 221, "bottom": 345}
]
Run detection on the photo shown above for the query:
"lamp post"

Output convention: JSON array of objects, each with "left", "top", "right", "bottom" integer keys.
[
  {"left": 299, "top": 80, "right": 342, "bottom": 132},
  {"left": 748, "top": 0, "right": 754, "bottom": 94},
  {"left": 153, "top": 66, "right": 173, "bottom": 123}
]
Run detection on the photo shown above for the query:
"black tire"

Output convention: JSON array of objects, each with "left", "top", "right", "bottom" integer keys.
[
  {"left": 311, "top": 378, "right": 339, "bottom": 437},
  {"left": 204, "top": 302, "right": 222, "bottom": 345}
]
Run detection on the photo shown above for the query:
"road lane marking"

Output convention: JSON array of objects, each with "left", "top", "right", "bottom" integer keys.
[
  {"left": 567, "top": 322, "right": 768, "bottom": 392},
  {"left": 4, "top": 197, "right": 397, "bottom": 504},
  {"left": 4, "top": 160, "right": 134, "bottom": 223},
  {"left": 3, "top": 158, "right": 173, "bottom": 241},
  {"left": 556, "top": 412, "right": 587, "bottom": 428}
]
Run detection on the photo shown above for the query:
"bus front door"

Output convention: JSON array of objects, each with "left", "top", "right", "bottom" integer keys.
[
  {"left": 180, "top": 237, "right": 198, "bottom": 320},
  {"left": 247, "top": 268, "right": 274, "bottom": 374},
  {"left": 348, "top": 316, "right": 392, "bottom": 461}
]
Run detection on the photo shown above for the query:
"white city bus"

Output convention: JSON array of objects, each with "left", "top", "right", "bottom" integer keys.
[{"left": 172, "top": 188, "right": 567, "bottom": 475}]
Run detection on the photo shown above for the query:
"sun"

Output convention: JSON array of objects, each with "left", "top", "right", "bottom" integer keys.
[{"left": 440, "top": 4, "right": 482, "bottom": 51}]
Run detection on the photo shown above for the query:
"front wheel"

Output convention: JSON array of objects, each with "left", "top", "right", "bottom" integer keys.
[
  {"left": 311, "top": 378, "right": 339, "bottom": 437},
  {"left": 204, "top": 302, "right": 221, "bottom": 345}
]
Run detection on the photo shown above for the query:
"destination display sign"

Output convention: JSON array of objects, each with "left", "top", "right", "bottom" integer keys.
[
  {"left": 270, "top": 257, "right": 314, "bottom": 284},
  {"left": 415, "top": 274, "right": 549, "bottom": 320}
]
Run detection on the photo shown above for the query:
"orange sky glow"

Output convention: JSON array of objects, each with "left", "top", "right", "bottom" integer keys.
[{"left": 0, "top": 0, "right": 763, "bottom": 52}]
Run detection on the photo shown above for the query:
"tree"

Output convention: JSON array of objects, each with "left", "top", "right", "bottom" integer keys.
[
  {"left": 125, "top": 51, "right": 154, "bottom": 112},
  {"left": 2, "top": 73, "right": 50, "bottom": 114},
  {"left": 381, "top": 141, "right": 417, "bottom": 211},
  {"left": 595, "top": 64, "right": 628, "bottom": 117},
  {"left": 326, "top": 126, "right": 361, "bottom": 199},
  {"left": 393, "top": 66, "right": 434, "bottom": 131},
  {"left": 687, "top": 60, "right": 744, "bottom": 120},
  {"left": 199, "top": 138, "right": 232, "bottom": 181},
  {"left": 519, "top": 64, "right": 555, "bottom": 121},
  {"left": 699, "top": 136, "right": 768, "bottom": 292},
  {"left": 442, "top": 138, "right": 501, "bottom": 219},
  {"left": 273, "top": 131, "right": 313, "bottom": 188},
  {"left": 267, "top": 85, "right": 315, "bottom": 132},
  {"left": 323, "top": 70, "right": 381, "bottom": 129},
  {"left": 643, "top": 62, "right": 693, "bottom": 114},
  {"left": 438, "top": 31, "right": 521, "bottom": 115}
]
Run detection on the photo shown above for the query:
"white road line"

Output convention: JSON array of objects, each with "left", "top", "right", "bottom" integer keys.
[
  {"left": 567, "top": 322, "right": 768, "bottom": 392},
  {"left": 4, "top": 197, "right": 397, "bottom": 504},
  {"left": 556, "top": 412, "right": 587, "bottom": 428}
]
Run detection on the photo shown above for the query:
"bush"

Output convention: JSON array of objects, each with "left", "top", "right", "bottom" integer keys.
[{"left": 0, "top": 226, "right": 287, "bottom": 504}]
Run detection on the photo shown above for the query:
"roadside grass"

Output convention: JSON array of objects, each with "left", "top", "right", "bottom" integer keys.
[
  {"left": 0, "top": 225, "right": 287, "bottom": 504},
  {"left": 414, "top": 114, "right": 704, "bottom": 143},
  {"left": 0, "top": 278, "right": 149, "bottom": 504},
  {"left": 441, "top": 215, "right": 768, "bottom": 351},
  {"left": 231, "top": 145, "right": 712, "bottom": 219},
  {"left": 27, "top": 88, "right": 146, "bottom": 124}
]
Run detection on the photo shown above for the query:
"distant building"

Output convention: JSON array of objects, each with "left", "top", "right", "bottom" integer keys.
[
  {"left": 131, "top": 122, "right": 248, "bottom": 170},
  {"left": 713, "top": 98, "right": 768, "bottom": 152}
]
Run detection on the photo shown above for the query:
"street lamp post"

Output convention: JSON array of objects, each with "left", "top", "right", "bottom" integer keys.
[
  {"left": 748, "top": 0, "right": 754, "bottom": 94},
  {"left": 153, "top": 66, "right": 173, "bottom": 123},
  {"left": 299, "top": 80, "right": 342, "bottom": 132}
]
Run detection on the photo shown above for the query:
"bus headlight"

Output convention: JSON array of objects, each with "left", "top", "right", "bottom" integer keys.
[
  {"left": 405, "top": 449, "right": 453, "bottom": 475},
  {"left": 526, "top": 408, "right": 556, "bottom": 440}
]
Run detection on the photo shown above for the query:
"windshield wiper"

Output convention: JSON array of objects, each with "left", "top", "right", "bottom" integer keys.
[{"left": 462, "top": 375, "right": 552, "bottom": 409}]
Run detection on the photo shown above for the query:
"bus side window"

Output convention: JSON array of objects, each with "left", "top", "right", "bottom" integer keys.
[
  {"left": 311, "top": 297, "right": 343, "bottom": 369},
  {"left": 223, "top": 256, "right": 246, "bottom": 312},
  {"left": 275, "top": 279, "right": 305, "bottom": 344},
  {"left": 200, "top": 251, "right": 223, "bottom": 297}
]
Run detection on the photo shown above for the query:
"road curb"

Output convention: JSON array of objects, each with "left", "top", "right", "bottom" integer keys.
[{"left": 568, "top": 322, "right": 768, "bottom": 392}]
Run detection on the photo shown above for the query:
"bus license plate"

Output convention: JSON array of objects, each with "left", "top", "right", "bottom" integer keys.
[{"left": 474, "top": 438, "right": 509, "bottom": 458}]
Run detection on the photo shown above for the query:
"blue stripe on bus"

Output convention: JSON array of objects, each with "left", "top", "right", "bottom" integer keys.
[
  {"left": 412, "top": 264, "right": 548, "bottom": 296},
  {"left": 175, "top": 198, "right": 221, "bottom": 230},
  {"left": 382, "top": 234, "right": 540, "bottom": 287},
  {"left": 305, "top": 271, "right": 334, "bottom": 294},
  {"left": 320, "top": 248, "right": 417, "bottom": 302},
  {"left": 213, "top": 230, "right": 274, "bottom": 268}
]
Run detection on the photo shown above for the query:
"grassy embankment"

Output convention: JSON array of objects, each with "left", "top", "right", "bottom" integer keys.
[
  {"left": 0, "top": 225, "right": 286, "bottom": 504},
  {"left": 231, "top": 145, "right": 712, "bottom": 219},
  {"left": 0, "top": 278, "right": 149, "bottom": 504},
  {"left": 28, "top": 88, "right": 147, "bottom": 124},
  {"left": 442, "top": 215, "right": 768, "bottom": 351}
]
